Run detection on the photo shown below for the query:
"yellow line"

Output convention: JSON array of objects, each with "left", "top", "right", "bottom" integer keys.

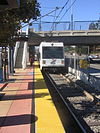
[{"left": 34, "top": 62, "right": 65, "bottom": 133}]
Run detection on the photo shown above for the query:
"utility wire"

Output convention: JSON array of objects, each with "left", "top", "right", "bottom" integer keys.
[
  {"left": 55, "top": 0, "right": 70, "bottom": 21},
  {"left": 50, "top": 0, "right": 70, "bottom": 31},
  {"left": 42, "top": 6, "right": 62, "bottom": 9},
  {"left": 22, "top": 7, "right": 60, "bottom": 29},
  {"left": 58, "top": 0, "right": 77, "bottom": 22}
]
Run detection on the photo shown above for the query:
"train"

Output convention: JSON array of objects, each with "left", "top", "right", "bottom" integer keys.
[{"left": 39, "top": 42, "right": 65, "bottom": 72}]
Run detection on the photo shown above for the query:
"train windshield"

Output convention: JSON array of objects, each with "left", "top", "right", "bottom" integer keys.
[{"left": 42, "top": 47, "right": 64, "bottom": 59}]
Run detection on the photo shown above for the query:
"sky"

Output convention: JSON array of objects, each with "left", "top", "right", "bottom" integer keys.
[
  {"left": 22, "top": 0, "right": 100, "bottom": 31},
  {"left": 38, "top": 0, "right": 100, "bottom": 21}
]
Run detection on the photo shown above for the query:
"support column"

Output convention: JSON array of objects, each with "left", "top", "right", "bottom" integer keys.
[
  {"left": 0, "top": 51, "right": 3, "bottom": 82},
  {"left": 22, "top": 41, "right": 28, "bottom": 69},
  {"left": 8, "top": 46, "right": 11, "bottom": 75},
  {"left": 14, "top": 41, "right": 20, "bottom": 67},
  {"left": 8, "top": 46, "right": 14, "bottom": 76},
  {"left": 11, "top": 47, "right": 14, "bottom": 74},
  {"left": 3, "top": 47, "right": 7, "bottom": 81}
]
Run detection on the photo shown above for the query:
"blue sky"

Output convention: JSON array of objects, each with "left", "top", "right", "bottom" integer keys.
[
  {"left": 22, "top": 0, "right": 100, "bottom": 31},
  {"left": 38, "top": 0, "right": 100, "bottom": 21}
]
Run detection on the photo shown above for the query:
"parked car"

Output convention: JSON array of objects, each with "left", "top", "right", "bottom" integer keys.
[
  {"left": 88, "top": 54, "right": 99, "bottom": 59},
  {"left": 88, "top": 54, "right": 100, "bottom": 63}
]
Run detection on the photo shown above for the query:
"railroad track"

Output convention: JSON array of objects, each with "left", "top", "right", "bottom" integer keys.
[
  {"left": 43, "top": 70, "right": 100, "bottom": 133},
  {"left": 63, "top": 74, "right": 100, "bottom": 133}
]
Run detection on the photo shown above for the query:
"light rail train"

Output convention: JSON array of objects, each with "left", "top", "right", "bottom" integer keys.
[{"left": 39, "top": 42, "right": 65, "bottom": 72}]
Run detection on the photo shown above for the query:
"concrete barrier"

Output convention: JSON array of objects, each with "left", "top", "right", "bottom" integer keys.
[{"left": 68, "top": 67, "right": 100, "bottom": 91}]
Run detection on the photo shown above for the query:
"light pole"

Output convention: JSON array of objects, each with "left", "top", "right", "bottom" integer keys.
[
  {"left": 70, "top": 0, "right": 74, "bottom": 30},
  {"left": 38, "top": 17, "right": 42, "bottom": 31}
]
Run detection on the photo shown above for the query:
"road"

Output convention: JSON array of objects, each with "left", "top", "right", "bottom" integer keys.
[{"left": 65, "top": 55, "right": 100, "bottom": 78}]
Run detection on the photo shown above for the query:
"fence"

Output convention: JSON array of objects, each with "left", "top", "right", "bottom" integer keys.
[{"left": 29, "top": 20, "right": 100, "bottom": 31}]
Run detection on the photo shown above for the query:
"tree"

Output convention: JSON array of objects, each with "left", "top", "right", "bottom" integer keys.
[
  {"left": 0, "top": 0, "right": 40, "bottom": 45},
  {"left": 75, "top": 46, "right": 88, "bottom": 55},
  {"left": 89, "top": 20, "right": 100, "bottom": 30},
  {"left": 89, "top": 22, "right": 96, "bottom": 30}
]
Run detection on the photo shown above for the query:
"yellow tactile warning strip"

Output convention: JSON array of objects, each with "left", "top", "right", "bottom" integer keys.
[{"left": 34, "top": 62, "right": 65, "bottom": 133}]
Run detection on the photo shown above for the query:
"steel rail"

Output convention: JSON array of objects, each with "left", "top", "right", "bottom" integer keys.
[
  {"left": 61, "top": 74, "right": 100, "bottom": 104},
  {"left": 43, "top": 70, "right": 88, "bottom": 133}
]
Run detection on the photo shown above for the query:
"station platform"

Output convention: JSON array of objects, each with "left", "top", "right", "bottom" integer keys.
[{"left": 0, "top": 61, "right": 65, "bottom": 133}]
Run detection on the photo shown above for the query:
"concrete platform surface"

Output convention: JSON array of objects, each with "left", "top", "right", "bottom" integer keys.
[
  {"left": 0, "top": 63, "right": 65, "bottom": 133},
  {"left": 0, "top": 67, "right": 33, "bottom": 133}
]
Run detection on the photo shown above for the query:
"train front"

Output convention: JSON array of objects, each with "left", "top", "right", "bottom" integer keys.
[{"left": 40, "top": 42, "right": 65, "bottom": 72}]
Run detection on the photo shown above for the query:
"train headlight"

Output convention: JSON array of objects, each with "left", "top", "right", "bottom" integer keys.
[
  {"left": 42, "top": 60, "right": 46, "bottom": 64},
  {"left": 61, "top": 60, "right": 64, "bottom": 64}
]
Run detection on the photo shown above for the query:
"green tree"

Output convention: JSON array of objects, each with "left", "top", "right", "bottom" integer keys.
[
  {"left": 75, "top": 46, "right": 88, "bottom": 55},
  {"left": 89, "top": 19, "right": 100, "bottom": 30},
  {"left": 0, "top": 0, "right": 40, "bottom": 45}
]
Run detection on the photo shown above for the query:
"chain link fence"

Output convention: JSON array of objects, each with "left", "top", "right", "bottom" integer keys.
[{"left": 29, "top": 20, "right": 100, "bottom": 31}]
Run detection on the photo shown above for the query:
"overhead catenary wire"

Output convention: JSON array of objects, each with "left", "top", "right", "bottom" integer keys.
[
  {"left": 41, "top": 6, "right": 62, "bottom": 9},
  {"left": 50, "top": 0, "right": 70, "bottom": 31},
  {"left": 27, "top": 20, "right": 99, "bottom": 25},
  {"left": 22, "top": 7, "right": 60, "bottom": 29},
  {"left": 54, "top": 0, "right": 70, "bottom": 21},
  {"left": 58, "top": 0, "right": 77, "bottom": 22},
  {"left": 50, "top": 0, "right": 77, "bottom": 31}
]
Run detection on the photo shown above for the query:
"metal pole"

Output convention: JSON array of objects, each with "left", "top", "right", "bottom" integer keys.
[
  {"left": 38, "top": 18, "right": 42, "bottom": 31},
  {"left": 0, "top": 50, "right": 3, "bottom": 82},
  {"left": 74, "top": 46, "right": 77, "bottom": 77},
  {"left": 70, "top": 0, "right": 74, "bottom": 30},
  {"left": 8, "top": 46, "right": 11, "bottom": 75},
  {"left": 3, "top": 47, "right": 7, "bottom": 81},
  {"left": 11, "top": 47, "right": 14, "bottom": 75}
]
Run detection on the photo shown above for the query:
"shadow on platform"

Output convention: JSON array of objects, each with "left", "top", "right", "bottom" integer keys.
[
  {"left": 35, "top": 92, "right": 49, "bottom": 98},
  {"left": 0, "top": 114, "right": 38, "bottom": 127},
  {"left": 1, "top": 93, "right": 34, "bottom": 101},
  {"left": 28, "top": 82, "right": 33, "bottom": 90},
  {"left": 34, "top": 79, "right": 47, "bottom": 90},
  {"left": 0, "top": 93, "right": 5, "bottom": 100}
]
